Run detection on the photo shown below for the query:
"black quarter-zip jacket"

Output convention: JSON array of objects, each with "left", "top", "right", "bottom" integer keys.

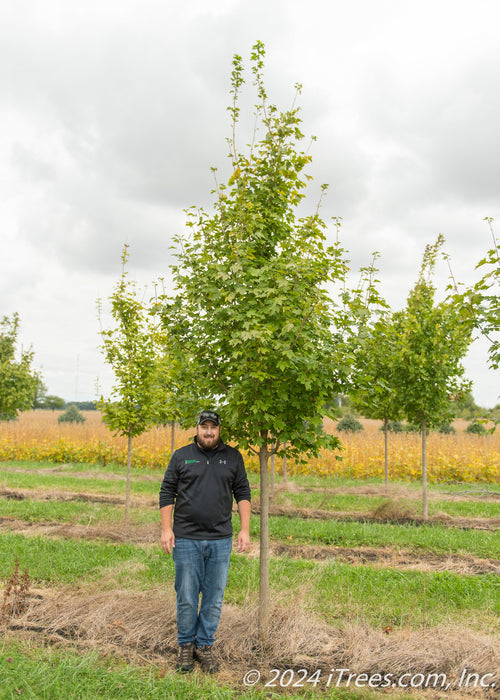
[{"left": 159, "top": 438, "right": 251, "bottom": 539}]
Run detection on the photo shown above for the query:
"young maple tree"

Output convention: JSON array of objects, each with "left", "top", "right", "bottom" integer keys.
[
  {"left": 351, "top": 310, "right": 403, "bottom": 490},
  {"left": 159, "top": 42, "right": 353, "bottom": 638},
  {"left": 468, "top": 217, "right": 500, "bottom": 371},
  {"left": 98, "top": 245, "right": 168, "bottom": 522},
  {"left": 447, "top": 217, "right": 499, "bottom": 427},
  {"left": 393, "top": 236, "right": 472, "bottom": 517}
]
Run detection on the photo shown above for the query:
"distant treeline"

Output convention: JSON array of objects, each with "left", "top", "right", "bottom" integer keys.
[{"left": 35, "top": 398, "right": 98, "bottom": 411}]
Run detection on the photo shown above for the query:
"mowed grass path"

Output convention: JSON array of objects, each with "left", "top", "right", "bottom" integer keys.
[{"left": 0, "top": 460, "right": 499, "bottom": 698}]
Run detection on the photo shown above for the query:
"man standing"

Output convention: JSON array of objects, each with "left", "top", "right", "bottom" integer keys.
[{"left": 159, "top": 409, "right": 251, "bottom": 673}]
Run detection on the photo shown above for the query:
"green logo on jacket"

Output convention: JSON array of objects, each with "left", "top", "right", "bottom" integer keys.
[{"left": 185, "top": 459, "right": 199, "bottom": 464}]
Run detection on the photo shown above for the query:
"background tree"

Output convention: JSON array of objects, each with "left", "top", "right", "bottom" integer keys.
[
  {"left": 158, "top": 43, "right": 354, "bottom": 639},
  {"left": 351, "top": 311, "right": 403, "bottom": 491},
  {"left": 32, "top": 377, "right": 48, "bottom": 409},
  {"left": 43, "top": 395, "right": 67, "bottom": 411},
  {"left": 347, "top": 260, "right": 401, "bottom": 490},
  {"left": 453, "top": 217, "right": 500, "bottom": 426},
  {"left": 394, "top": 236, "right": 472, "bottom": 517},
  {"left": 0, "top": 313, "right": 40, "bottom": 421},
  {"left": 452, "top": 390, "right": 481, "bottom": 420},
  {"left": 99, "top": 246, "right": 167, "bottom": 522},
  {"left": 58, "top": 404, "right": 86, "bottom": 424}
]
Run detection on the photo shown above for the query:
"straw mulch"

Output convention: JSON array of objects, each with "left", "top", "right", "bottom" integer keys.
[{"left": 3, "top": 587, "right": 498, "bottom": 696}]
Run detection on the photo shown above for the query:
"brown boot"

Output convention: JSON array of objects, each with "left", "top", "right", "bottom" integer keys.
[
  {"left": 194, "top": 645, "right": 219, "bottom": 673},
  {"left": 176, "top": 643, "right": 194, "bottom": 673}
]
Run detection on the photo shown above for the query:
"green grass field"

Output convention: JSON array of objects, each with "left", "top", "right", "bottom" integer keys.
[{"left": 0, "top": 460, "right": 499, "bottom": 698}]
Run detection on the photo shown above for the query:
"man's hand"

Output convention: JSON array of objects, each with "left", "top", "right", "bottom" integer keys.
[
  {"left": 237, "top": 530, "right": 250, "bottom": 553},
  {"left": 236, "top": 499, "right": 251, "bottom": 553},
  {"left": 160, "top": 505, "right": 174, "bottom": 554},
  {"left": 161, "top": 528, "right": 175, "bottom": 555}
]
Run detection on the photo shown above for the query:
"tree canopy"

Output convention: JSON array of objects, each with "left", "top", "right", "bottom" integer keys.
[
  {"left": 98, "top": 245, "right": 170, "bottom": 520},
  {"left": 159, "top": 42, "right": 350, "bottom": 459},
  {"left": 468, "top": 217, "right": 500, "bottom": 371},
  {"left": 0, "top": 313, "right": 40, "bottom": 421},
  {"left": 394, "top": 236, "right": 472, "bottom": 430}
]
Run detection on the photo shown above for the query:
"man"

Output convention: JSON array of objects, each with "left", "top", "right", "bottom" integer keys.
[{"left": 159, "top": 409, "right": 251, "bottom": 673}]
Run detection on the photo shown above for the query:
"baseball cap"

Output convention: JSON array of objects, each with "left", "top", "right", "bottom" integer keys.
[{"left": 197, "top": 410, "right": 221, "bottom": 426}]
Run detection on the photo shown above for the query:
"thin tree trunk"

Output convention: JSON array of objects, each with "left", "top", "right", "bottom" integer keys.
[
  {"left": 421, "top": 419, "right": 428, "bottom": 519},
  {"left": 258, "top": 431, "right": 270, "bottom": 643},
  {"left": 125, "top": 432, "right": 132, "bottom": 523},
  {"left": 170, "top": 420, "right": 175, "bottom": 456},
  {"left": 282, "top": 441, "right": 287, "bottom": 482},
  {"left": 383, "top": 418, "right": 389, "bottom": 493},
  {"left": 270, "top": 451, "right": 275, "bottom": 502}
]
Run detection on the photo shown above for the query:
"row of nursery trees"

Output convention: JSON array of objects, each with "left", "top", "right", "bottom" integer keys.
[{"left": 94, "top": 44, "right": 499, "bottom": 641}]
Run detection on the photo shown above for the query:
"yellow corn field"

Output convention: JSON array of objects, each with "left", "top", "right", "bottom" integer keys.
[{"left": 0, "top": 411, "right": 498, "bottom": 483}]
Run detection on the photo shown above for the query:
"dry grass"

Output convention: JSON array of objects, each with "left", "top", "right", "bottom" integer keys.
[
  {"left": 372, "top": 499, "right": 418, "bottom": 521},
  {"left": 4, "top": 586, "right": 498, "bottom": 693}
]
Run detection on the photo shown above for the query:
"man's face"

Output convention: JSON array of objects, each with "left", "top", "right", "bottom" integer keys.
[{"left": 196, "top": 420, "right": 221, "bottom": 449}]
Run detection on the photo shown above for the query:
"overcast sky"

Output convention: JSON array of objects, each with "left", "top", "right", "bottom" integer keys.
[{"left": 1, "top": 0, "right": 499, "bottom": 407}]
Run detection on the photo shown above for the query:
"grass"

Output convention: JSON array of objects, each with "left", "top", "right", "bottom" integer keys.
[
  {"left": 0, "top": 638, "right": 392, "bottom": 700},
  {"left": 261, "top": 515, "right": 500, "bottom": 559},
  {"left": 0, "top": 498, "right": 129, "bottom": 524},
  {"left": 312, "top": 564, "right": 499, "bottom": 628},
  {"left": 0, "top": 459, "right": 165, "bottom": 481},
  {"left": 0, "top": 640, "right": 259, "bottom": 700},
  {"left": 0, "top": 459, "right": 499, "bottom": 697},
  {"left": 1, "top": 530, "right": 498, "bottom": 633},
  {"left": 0, "top": 533, "right": 170, "bottom": 587},
  {"left": 226, "top": 555, "right": 500, "bottom": 630},
  {"left": 0, "top": 467, "right": 160, "bottom": 497},
  {"left": 1, "top": 497, "right": 499, "bottom": 559},
  {"left": 271, "top": 489, "right": 500, "bottom": 518},
  {"left": 0, "top": 495, "right": 161, "bottom": 526}
]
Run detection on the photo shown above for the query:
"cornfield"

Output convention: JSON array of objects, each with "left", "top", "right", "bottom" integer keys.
[{"left": 0, "top": 411, "right": 498, "bottom": 483}]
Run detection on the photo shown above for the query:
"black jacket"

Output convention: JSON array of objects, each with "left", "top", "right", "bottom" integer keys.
[{"left": 159, "top": 438, "right": 251, "bottom": 539}]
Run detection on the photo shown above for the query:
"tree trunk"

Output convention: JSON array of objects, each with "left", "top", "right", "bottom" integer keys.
[
  {"left": 258, "top": 430, "right": 270, "bottom": 643},
  {"left": 421, "top": 419, "right": 428, "bottom": 519},
  {"left": 282, "top": 441, "right": 287, "bottom": 482},
  {"left": 125, "top": 432, "right": 132, "bottom": 523},
  {"left": 383, "top": 418, "right": 389, "bottom": 493},
  {"left": 170, "top": 420, "right": 175, "bottom": 456},
  {"left": 270, "top": 451, "right": 275, "bottom": 502}
]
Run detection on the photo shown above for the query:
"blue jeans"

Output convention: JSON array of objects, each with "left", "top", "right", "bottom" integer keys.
[{"left": 172, "top": 537, "right": 233, "bottom": 647}]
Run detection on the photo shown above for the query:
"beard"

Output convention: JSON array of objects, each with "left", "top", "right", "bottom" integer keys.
[{"left": 196, "top": 432, "right": 220, "bottom": 450}]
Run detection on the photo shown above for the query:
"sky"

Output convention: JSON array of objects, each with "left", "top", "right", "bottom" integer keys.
[{"left": 1, "top": 0, "right": 499, "bottom": 407}]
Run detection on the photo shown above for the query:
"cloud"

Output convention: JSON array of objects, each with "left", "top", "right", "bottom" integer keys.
[{"left": 1, "top": 0, "right": 499, "bottom": 404}]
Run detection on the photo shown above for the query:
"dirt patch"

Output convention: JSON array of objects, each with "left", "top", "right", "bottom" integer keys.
[
  {"left": 0, "top": 487, "right": 155, "bottom": 508},
  {"left": 264, "top": 543, "right": 500, "bottom": 576},
  {"left": 262, "top": 502, "right": 500, "bottom": 532},
  {"left": 273, "top": 481, "right": 500, "bottom": 503},
  {"left": 2, "top": 587, "right": 498, "bottom": 695},
  {"left": 0, "top": 517, "right": 158, "bottom": 544}
]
